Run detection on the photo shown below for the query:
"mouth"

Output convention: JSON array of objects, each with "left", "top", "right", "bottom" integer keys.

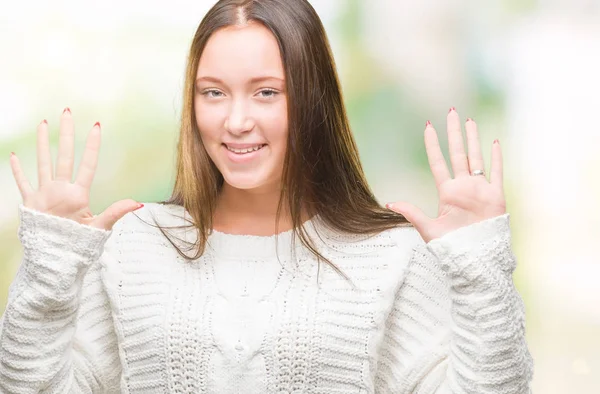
[
  {"left": 221, "top": 143, "right": 268, "bottom": 163},
  {"left": 222, "top": 143, "right": 267, "bottom": 155}
]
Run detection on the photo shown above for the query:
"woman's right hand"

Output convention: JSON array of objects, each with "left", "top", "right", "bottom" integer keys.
[{"left": 9, "top": 107, "right": 143, "bottom": 231}]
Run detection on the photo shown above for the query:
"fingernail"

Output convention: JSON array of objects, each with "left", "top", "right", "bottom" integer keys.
[
  {"left": 449, "top": 107, "right": 456, "bottom": 113},
  {"left": 10, "top": 152, "right": 15, "bottom": 157},
  {"left": 494, "top": 139, "right": 499, "bottom": 145},
  {"left": 466, "top": 117, "right": 473, "bottom": 122},
  {"left": 94, "top": 121, "right": 101, "bottom": 129},
  {"left": 42, "top": 119, "right": 48, "bottom": 124},
  {"left": 385, "top": 203, "right": 393, "bottom": 209},
  {"left": 63, "top": 107, "right": 71, "bottom": 114},
  {"left": 135, "top": 203, "right": 144, "bottom": 210},
  {"left": 425, "top": 120, "right": 431, "bottom": 127}
]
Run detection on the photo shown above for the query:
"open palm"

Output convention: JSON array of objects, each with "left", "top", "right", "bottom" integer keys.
[
  {"left": 387, "top": 108, "right": 506, "bottom": 243},
  {"left": 9, "top": 108, "right": 142, "bottom": 231}
]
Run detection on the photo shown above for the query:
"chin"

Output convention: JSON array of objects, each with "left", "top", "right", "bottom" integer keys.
[{"left": 221, "top": 171, "right": 277, "bottom": 191}]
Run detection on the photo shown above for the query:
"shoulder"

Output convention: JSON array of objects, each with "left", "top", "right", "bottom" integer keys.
[
  {"left": 383, "top": 224, "right": 425, "bottom": 250},
  {"left": 111, "top": 202, "right": 188, "bottom": 233},
  {"left": 106, "top": 202, "right": 192, "bottom": 249},
  {"left": 364, "top": 223, "right": 426, "bottom": 258},
  {"left": 377, "top": 224, "right": 427, "bottom": 266},
  {"left": 313, "top": 220, "right": 426, "bottom": 268}
]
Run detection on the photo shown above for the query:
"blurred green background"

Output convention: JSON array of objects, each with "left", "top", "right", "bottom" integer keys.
[{"left": 1, "top": 0, "right": 599, "bottom": 392}]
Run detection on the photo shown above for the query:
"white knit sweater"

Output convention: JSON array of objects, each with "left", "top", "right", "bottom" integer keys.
[{"left": 0, "top": 203, "right": 533, "bottom": 393}]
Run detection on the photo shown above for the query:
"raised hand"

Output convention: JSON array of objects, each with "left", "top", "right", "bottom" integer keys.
[
  {"left": 9, "top": 108, "right": 142, "bottom": 231},
  {"left": 386, "top": 108, "right": 506, "bottom": 243}
]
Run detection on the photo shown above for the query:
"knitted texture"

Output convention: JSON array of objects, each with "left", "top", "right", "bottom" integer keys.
[{"left": 0, "top": 203, "right": 533, "bottom": 393}]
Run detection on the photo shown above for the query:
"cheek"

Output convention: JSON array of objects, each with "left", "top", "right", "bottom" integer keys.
[
  {"left": 260, "top": 104, "right": 288, "bottom": 146},
  {"left": 264, "top": 120, "right": 288, "bottom": 164},
  {"left": 195, "top": 105, "right": 223, "bottom": 143}
]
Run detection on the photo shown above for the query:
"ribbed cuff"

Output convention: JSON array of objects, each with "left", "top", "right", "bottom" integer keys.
[
  {"left": 425, "top": 213, "right": 514, "bottom": 281},
  {"left": 18, "top": 204, "right": 112, "bottom": 261}
]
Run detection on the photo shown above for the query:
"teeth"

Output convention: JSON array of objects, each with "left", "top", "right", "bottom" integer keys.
[{"left": 226, "top": 144, "right": 265, "bottom": 154}]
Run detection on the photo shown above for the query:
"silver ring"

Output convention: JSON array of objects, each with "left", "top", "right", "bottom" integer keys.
[{"left": 471, "top": 169, "right": 485, "bottom": 176}]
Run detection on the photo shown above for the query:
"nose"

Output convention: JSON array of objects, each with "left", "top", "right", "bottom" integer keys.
[{"left": 224, "top": 100, "right": 254, "bottom": 135}]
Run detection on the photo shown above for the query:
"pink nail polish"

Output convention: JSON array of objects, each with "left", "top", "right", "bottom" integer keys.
[
  {"left": 63, "top": 107, "right": 71, "bottom": 114},
  {"left": 494, "top": 139, "right": 499, "bottom": 145},
  {"left": 449, "top": 107, "right": 456, "bottom": 113},
  {"left": 10, "top": 152, "right": 15, "bottom": 156},
  {"left": 94, "top": 121, "right": 101, "bottom": 129},
  {"left": 425, "top": 120, "right": 431, "bottom": 127},
  {"left": 466, "top": 117, "right": 473, "bottom": 122},
  {"left": 42, "top": 119, "right": 48, "bottom": 124},
  {"left": 135, "top": 203, "right": 145, "bottom": 210}
]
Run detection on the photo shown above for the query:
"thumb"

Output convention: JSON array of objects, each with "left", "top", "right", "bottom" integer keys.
[
  {"left": 92, "top": 199, "right": 144, "bottom": 230},
  {"left": 386, "top": 201, "right": 430, "bottom": 230}
]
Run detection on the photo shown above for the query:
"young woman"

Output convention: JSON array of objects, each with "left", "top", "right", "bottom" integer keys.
[{"left": 1, "top": 0, "right": 533, "bottom": 392}]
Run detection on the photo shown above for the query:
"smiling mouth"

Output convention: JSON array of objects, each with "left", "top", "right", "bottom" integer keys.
[{"left": 223, "top": 144, "right": 267, "bottom": 154}]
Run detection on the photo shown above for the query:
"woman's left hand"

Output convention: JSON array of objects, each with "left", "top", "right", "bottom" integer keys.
[{"left": 386, "top": 108, "right": 507, "bottom": 244}]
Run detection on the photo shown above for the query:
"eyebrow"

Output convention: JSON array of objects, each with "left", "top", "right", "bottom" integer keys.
[{"left": 195, "top": 75, "right": 285, "bottom": 85}]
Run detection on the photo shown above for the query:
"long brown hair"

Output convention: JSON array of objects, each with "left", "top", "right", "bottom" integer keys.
[{"left": 146, "top": 0, "right": 412, "bottom": 280}]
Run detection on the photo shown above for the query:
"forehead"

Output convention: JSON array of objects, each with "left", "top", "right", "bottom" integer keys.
[{"left": 197, "top": 22, "right": 285, "bottom": 80}]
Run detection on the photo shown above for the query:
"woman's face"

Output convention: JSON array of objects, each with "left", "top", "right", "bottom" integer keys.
[{"left": 194, "top": 22, "right": 288, "bottom": 192}]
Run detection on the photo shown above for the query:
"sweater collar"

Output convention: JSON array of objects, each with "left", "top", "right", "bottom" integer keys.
[{"left": 205, "top": 214, "right": 322, "bottom": 260}]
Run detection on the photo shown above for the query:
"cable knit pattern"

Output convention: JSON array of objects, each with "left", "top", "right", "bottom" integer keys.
[{"left": 0, "top": 203, "right": 533, "bottom": 393}]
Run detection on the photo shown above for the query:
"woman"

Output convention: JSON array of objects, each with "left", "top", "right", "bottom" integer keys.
[{"left": 1, "top": 0, "right": 533, "bottom": 392}]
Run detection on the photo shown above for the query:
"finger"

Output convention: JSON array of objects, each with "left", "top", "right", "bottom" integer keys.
[
  {"left": 447, "top": 108, "right": 469, "bottom": 177},
  {"left": 37, "top": 119, "right": 53, "bottom": 187},
  {"left": 465, "top": 118, "right": 486, "bottom": 180},
  {"left": 55, "top": 107, "right": 75, "bottom": 182},
  {"left": 75, "top": 122, "right": 101, "bottom": 189},
  {"left": 92, "top": 199, "right": 143, "bottom": 230},
  {"left": 490, "top": 139, "right": 503, "bottom": 189},
  {"left": 386, "top": 201, "right": 431, "bottom": 232},
  {"left": 424, "top": 121, "right": 451, "bottom": 187},
  {"left": 9, "top": 153, "right": 34, "bottom": 199}
]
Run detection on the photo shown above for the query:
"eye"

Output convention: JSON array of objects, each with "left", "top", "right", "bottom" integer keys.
[
  {"left": 258, "top": 89, "right": 279, "bottom": 98},
  {"left": 202, "top": 89, "right": 224, "bottom": 98}
]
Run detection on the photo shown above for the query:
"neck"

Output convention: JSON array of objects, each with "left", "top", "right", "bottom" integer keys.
[{"left": 213, "top": 182, "right": 297, "bottom": 236}]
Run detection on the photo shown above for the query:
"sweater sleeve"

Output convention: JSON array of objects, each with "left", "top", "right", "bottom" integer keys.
[
  {"left": 375, "top": 213, "right": 534, "bottom": 394},
  {"left": 0, "top": 205, "right": 123, "bottom": 394}
]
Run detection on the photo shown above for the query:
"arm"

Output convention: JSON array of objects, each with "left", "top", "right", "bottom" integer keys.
[
  {"left": 375, "top": 214, "right": 533, "bottom": 393},
  {"left": 0, "top": 205, "right": 122, "bottom": 394}
]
